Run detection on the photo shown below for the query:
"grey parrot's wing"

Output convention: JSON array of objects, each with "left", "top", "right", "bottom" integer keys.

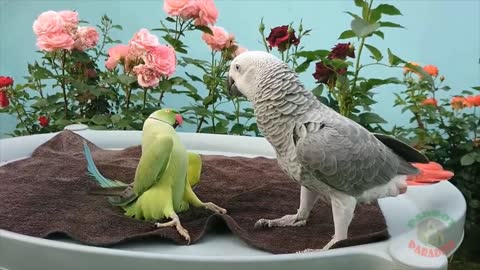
[
  {"left": 295, "top": 113, "right": 416, "bottom": 196},
  {"left": 373, "top": 133, "right": 429, "bottom": 163}
]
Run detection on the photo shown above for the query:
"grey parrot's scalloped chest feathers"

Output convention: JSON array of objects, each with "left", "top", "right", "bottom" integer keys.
[{"left": 252, "top": 60, "right": 420, "bottom": 197}]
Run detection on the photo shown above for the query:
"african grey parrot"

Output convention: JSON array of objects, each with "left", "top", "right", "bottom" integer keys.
[{"left": 227, "top": 51, "right": 428, "bottom": 250}]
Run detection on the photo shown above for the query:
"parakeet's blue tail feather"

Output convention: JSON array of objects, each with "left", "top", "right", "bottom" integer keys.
[{"left": 82, "top": 141, "right": 126, "bottom": 188}]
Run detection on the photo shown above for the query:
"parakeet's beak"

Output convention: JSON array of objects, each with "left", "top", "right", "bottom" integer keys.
[
  {"left": 227, "top": 76, "right": 242, "bottom": 97},
  {"left": 173, "top": 114, "right": 183, "bottom": 128}
]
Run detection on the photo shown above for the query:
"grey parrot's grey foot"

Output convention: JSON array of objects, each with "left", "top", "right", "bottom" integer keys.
[
  {"left": 203, "top": 202, "right": 227, "bottom": 214},
  {"left": 296, "top": 248, "right": 321, "bottom": 253},
  {"left": 254, "top": 214, "right": 307, "bottom": 229},
  {"left": 322, "top": 235, "right": 341, "bottom": 250},
  {"left": 154, "top": 216, "right": 191, "bottom": 244}
]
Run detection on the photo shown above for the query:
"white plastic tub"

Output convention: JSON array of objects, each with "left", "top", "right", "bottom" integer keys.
[{"left": 0, "top": 126, "right": 466, "bottom": 270}]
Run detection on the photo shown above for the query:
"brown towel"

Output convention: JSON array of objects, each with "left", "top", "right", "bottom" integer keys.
[{"left": 0, "top": 130, "right": 389, "bottom": 254}]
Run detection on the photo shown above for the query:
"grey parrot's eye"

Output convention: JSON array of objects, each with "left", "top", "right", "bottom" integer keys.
[{"left": 235, "top": 64, "right": 240, "bottom": 71}]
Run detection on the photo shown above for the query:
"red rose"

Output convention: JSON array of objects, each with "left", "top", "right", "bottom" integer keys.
[
  {"left": 38, "top": 116, "right": 49, "bottom": 127},
  {"left": 266, "top": 25, "right": 300, "bottom": 51},
  {"left": 84, "top": 68, "right": 97, "bottom": 79},
  {"left": 312, "top": 62, "right": 334, "bottom": 84},
  {"left": 328, "top": 43, "right": 355, "bottom": 60},
  {"left": 312, "top": 62, "right": 347, "bottom": 85},
  {"left": 0, "top": 90, "right": 9, "bottom": 108},
  {"left": 0, "top": 76, "right": 14, "bottom": 88}
]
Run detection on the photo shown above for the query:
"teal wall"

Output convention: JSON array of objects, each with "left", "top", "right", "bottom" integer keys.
[{"left": 1, "top": 0, "right": 479, "bottom": 137}]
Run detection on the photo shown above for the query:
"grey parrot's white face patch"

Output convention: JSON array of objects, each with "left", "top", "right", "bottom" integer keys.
[{"left": 228, "top": 51, "right": 281, "bottom": 101}]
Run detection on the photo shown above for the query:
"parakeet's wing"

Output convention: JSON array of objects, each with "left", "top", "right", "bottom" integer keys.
[
  {"left": 187, "top": 152, "right": 202, "bottom": 187},
  {"left": 295, "top": 112, "right": 418, "bottom": 196},
  {"left": 133, "top": 135, "right": 173, "bottom": 195}
]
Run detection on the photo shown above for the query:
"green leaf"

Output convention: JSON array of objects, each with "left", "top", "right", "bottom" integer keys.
[
  {"left": 214, "top": 122, "right": 228, "bottom": 134},
  {"left": 461, "top": 153, "right": 477, "bottom": 166},
  {"left": 159, "top": 79, "right": 173, "bottom": 92},
  {"left": 364, "top": 44, "right": 383, "bottom": 61},
  {"left": 311, "top": 84, "right": 324, "bottom": 97},
  {"left": 163, "top": 35, "right": 187, "bottom": 53},
  {"left": 354, "top": 0, "right": 367, "bottom": 8},
  {"left": 118, "top": 74, "right": 137, "bottom": 85},
  {"left": 338, "top": 30, "right": 356, "bottom": 40},
  {"left": 165, "top": 17, "right": 175, "bottom": 22},
  {"left": 375, "top": 4, "right": 402, "bottom": 15},
  {"left": 32, "top": 98, "right": 48, "bottom": 108},
  {"left": 359, "top": 112, "right": 387, "bottom": 124},
  {"left": 351, "top": 18, "right": 380, "bottom": 38},
  {"left": 330, "top": 59, "right": 348, "bottom": 70},
  {"left": 344, "top": 12, "right": 362, "bottom": 20},
  {"left": 294, "top": 50, "right": 330, "bottom": 60},
  {"left": 54, "top": 119, "right": 71, "bottom": 127},
  {"left": 185, "top": 72, "right": 203, "bottom": 82},
  {"left": 111, "top": 115, "right": 121, "bottom": 124},
  {"left": 471, "top": 86, "right": 480, "bottom": 91},
  {"left": 373, "top": 30, "right": 384, "bottom": 39},
  {"left": 295, "top": 60, "right": 312, "bottom": 73},
  {"left": 230, "top": 124, "right": 244, "bottom": 135},
  {"left": 112, "top": 24, "right": 123, "bottom": 30},
  {"left": 32, "top": 66, "right": 55, "bottom": 79},
  {"left": 195, "top": 25, "right": 213, "bottom": 35},
  {"left": 203, "top": 95, "right": 215, "bottom": 106},
  {"left": 379, "top": 21, "right": 405, "bottom": 28},
  {"left": 369, "top": 9, "right": 382, "bottom": 23},
  {"left": 91, "top": 115, "right": 111, "bottom": 125},
  {"left": 387, "top": 48, "right": 406, "bottom": 66}
]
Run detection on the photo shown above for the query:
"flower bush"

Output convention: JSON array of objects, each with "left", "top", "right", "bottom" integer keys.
[{"left": 0, "top": 0, "right": 254, "bottom": 135}]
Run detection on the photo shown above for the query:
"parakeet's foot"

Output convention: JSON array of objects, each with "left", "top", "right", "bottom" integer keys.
[
  {"left": 254, "top": 214, "right": 307, "bottom": 229},
  {"left": 202, "top": 202, "right": 227, "bottom": 214},
  {"left": 154, "top": 216, "right": 191, "bottom": 244}
]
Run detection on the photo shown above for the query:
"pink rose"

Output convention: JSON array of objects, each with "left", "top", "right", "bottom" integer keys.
[
  {"left": 129, "top": 28, "right": 160, "bottom": 58},
  {"left": 163, "top": 0, "right": 190, "bottom": 16},
  {"left": 201, "top": 26, "right": 234, "bottom": 51},
  {"left": 105, "top": 44, "right": 130, "bottom": 70},
  {"left": 76, "top": 26, "right": 99, "bottom": 50},
  {"left": 194, "top": 0, "right": 218, "bottom": 26},
  {"left": 36, "top": 31, "right": 75, "bottom": 51},
  {"left": 179, "top": 1, "right": 201, "bottom": 20},
  {"left": 58, "top": 10, "right": 79, "bottom": 28},
  {"left": 144, "top": 45, "right": 176, "bottom": 77},
  {"left": 33, "top": 11, "right": 65, "bottom": 36},
  {"left": 133, "top": 64, "right": 160, "bottom": 88}
]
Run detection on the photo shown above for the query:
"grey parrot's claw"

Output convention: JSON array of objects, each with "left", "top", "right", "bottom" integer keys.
[
  {"left": 296, "top": 248, "right": 320, "bottom": 254},
  {"left": 254, "top": 215, "right": 307, "bottom": 229},
  {"left": 322, "top": 236, "right": 339, "bottom": 250},
  {"left": 254, "top": 219, "right": 269, "bottom": 229}
]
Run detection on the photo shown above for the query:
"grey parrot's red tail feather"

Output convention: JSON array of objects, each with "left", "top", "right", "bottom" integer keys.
[{"left": 373, "top": 133, "right": 429, "bottom": 163}]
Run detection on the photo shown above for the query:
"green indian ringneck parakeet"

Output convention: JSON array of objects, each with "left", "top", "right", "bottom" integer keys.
[{"left": 83, "top": 109, "right": 227, "bottom": 242}]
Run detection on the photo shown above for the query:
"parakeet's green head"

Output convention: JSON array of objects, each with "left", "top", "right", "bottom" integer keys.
[{"left": 148, "top": 109, "right": 183, "bottom": 128}]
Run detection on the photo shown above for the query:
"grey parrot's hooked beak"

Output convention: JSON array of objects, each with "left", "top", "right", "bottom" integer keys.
[{"left": 227, "top": 76, "right": 242, "bottom": 97}]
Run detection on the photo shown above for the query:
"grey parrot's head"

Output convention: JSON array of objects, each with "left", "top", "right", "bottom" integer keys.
[{"left": 227, "top": 51, "right": 282, "bottom": 101}]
